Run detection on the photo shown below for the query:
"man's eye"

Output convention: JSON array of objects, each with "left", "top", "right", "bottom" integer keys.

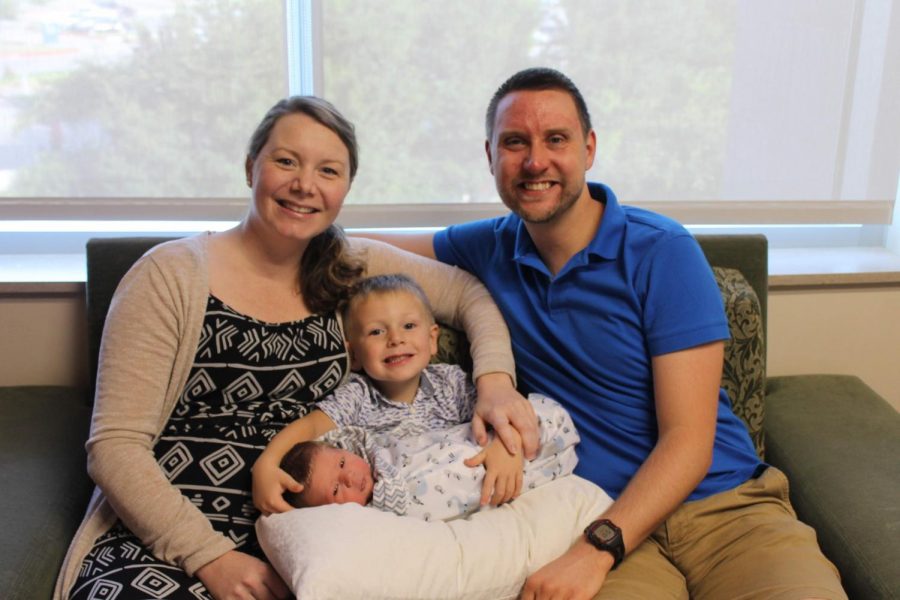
[
  {"left": 548, "top": 134, "right": 566, "bottom": 144},
  {"left": 504, "top": 137, "right": 524, "bottom": 147}
]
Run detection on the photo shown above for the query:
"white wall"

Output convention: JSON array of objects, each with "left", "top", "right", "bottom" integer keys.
[{"left": 1, "top": 286, "right": 898, "bottom": 412}]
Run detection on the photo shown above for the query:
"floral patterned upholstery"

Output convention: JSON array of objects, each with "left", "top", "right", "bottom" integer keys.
[
  {"left": 713, "top": 267, "right": 766, "bottom": 458},
  {"left": 431, "top": 266, "right": 766, "bottom": 459}
]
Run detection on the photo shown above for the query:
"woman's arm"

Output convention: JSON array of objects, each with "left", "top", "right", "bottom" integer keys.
[{"left": 86, "top": 247, "right": 234, "bottom": 575}]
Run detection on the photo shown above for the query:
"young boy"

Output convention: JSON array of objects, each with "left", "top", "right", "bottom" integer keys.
[
  {"left": 279, "top": 390, "right": 579, "bottom": 521},
  {"left": 252, "top": 273, "right": 532, "bottom": 515}
]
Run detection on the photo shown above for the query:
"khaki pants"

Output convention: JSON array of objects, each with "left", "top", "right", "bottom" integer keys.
[{"left": 596, "top": 467, "right": 846, "bottom": 600}]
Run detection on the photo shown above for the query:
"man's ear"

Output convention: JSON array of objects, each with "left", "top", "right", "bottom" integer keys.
[
  {"left": 485, "top": 139, "right": 495, "bottom": 175},
  {"left": 244, "top": 156, "right": 254, "bottom": 187},
  {"left": 584, "top": 129, "right": 597, "bottom": 171}
]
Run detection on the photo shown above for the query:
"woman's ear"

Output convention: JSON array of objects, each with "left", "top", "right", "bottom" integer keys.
[{"left": 245, "top": 156, "right": 254, "bottom": 187}]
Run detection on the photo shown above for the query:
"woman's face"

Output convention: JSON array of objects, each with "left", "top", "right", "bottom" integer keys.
[{"left": 245, "top": 112, "right": 351, "bottom": 245}]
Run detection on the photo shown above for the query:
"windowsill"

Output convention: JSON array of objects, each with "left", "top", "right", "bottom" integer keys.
[
  {"left": 2, "top": 248, "right": 900, "bottom": 295},
  {"left": 768, "top": 247, "right": 900, "bottom": 289}
]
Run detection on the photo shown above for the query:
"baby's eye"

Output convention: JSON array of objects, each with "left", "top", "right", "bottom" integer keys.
[
  {"left": 403, "top": 322, "right": 417, "bottom": 330},
  {"left": 368, "top": 328, "right": 385, "bottom": 336},
  {"left": 339, "top": 458, "right": 345, "bottom": 468},
  {"left": 332, "top": 484, "right": 339, "bottom": 496}
]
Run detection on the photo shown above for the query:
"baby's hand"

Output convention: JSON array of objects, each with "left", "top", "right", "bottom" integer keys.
[
  {"left": 464, "top": 434, "right": 524, "bottom": 506},
  {"left": 251, "top": 460, "right": 303, "bottom": 516}
]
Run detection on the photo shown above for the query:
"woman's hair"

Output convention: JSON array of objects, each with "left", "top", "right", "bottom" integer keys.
[
  {"left": 248, "top": 96, "right": 364, "bottom": 314},
  {"left": 247, "top": 96, "right": 359, "bottom": 180},
  {"left": 341, "top": 273, "right": 435, "bottom": 330},
  {"left": 280, "top": 440, "right": 329, "bottom": 508}
]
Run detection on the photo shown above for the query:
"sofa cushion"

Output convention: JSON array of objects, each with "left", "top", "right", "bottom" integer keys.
[
  {"left": 714, "top": 267, "right": 766, "bottom": 458},
  {"left": 766, "top": 375, "right": 900, "bottom": 600},
  {"left": 0, "top": 386, "right": 92, "bottom": 599}
]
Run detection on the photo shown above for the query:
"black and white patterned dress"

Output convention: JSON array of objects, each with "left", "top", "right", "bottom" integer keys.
[{"left": 71, "top": 296, "right": 347, "bottom": 599}]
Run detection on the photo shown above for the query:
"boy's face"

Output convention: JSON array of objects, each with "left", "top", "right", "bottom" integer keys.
[
  {"left": 345, "top": 291, "right": 439, "bottom": 393},
  {"left": 304, "top": 446, "right": 374, "bottom": 507}
]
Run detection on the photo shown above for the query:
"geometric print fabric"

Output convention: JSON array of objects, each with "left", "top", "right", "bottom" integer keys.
[{"left": 71, "top": 296, "right": 347, "bottom": 598}]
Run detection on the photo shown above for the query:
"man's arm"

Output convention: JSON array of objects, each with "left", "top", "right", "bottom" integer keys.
[
  {"left": 521, "top": 340, "right": 723, "bottom": 599},
  {"left": 353, "top": 231, "right": 437, "bottom": 259}
]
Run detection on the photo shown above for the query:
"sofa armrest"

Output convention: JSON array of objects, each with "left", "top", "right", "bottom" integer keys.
[
  {"left": 765, "top": 375, "right": 900, "bottom": 600},
  {"left": 0, "top": 386, "right": 93, "bottom": 599}
]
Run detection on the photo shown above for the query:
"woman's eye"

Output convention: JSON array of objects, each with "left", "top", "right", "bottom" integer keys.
[{"left": 322, "top": 166, "right": 339, "bottom": 176}]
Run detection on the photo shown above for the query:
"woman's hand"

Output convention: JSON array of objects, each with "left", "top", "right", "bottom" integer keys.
[
  {"left": 196, "top": 550, "right": 290, "bottom": 600},
  {"left": 251, "top": 460, "right": 303, "bottom": 516},
  {"left": 474, "top": 372, "right": 540, "bottom": 459}
]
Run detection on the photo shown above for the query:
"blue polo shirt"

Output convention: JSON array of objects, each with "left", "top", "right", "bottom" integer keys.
[{"left": 434, "top": 182, "right": 762, "bottom": 500}]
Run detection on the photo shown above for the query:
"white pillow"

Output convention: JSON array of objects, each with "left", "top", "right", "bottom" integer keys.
[{"left": 256, "top": 475, "right": 613, "bottom": 600}]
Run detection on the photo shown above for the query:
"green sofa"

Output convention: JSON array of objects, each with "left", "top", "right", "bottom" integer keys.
[{"left": 1, "top": 234, "right": 898, "bottom": 599}]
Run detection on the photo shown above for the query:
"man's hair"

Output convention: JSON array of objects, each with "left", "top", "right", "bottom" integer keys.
[
  {"left": 341, "top": 273, "right": 435, "bottom": 331},
  {"left": 280, "top": 440, "right": 328, "bottom": 508},
  {"left": 485, "top": 67, "right": 592, "bottom": 141}
]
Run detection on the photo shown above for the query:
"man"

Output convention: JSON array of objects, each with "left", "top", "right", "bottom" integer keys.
[{"left": 370, "top": 68, "right": 845, "bottom": 599}]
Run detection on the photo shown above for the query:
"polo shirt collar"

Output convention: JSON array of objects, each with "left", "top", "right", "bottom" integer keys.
[{"left": 512, "top": 181, "right": 624, "bottom": 269}]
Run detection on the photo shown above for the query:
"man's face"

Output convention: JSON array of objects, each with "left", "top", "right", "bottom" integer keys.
[
  {"left": 303, "top": 446, "right": 374, "bottom": 507},
  {"left": 486, "top": 89, "right": 596, "bottom": 225}
]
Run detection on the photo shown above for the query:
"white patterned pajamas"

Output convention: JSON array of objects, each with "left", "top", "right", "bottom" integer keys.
[{"left": 325, "top": 394, "right": 580, "bottom": 522}]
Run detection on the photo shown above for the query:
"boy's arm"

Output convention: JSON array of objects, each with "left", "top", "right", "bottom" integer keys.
[
  {"left": 252, "top": 409, "right": 336, "bottom": 515},
  {"left": 464, "top": 428, "right": 525, "bottom": 506}
]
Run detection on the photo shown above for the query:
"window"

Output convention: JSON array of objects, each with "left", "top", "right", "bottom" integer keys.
[{"left": 0, "top": 0, "right": 898, "bottom": 258}]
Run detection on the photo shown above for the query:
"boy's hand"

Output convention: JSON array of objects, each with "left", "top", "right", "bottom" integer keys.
[
  {"left": 252, "top": 459, "right": 303, "bottom": 516},
  {"left": 465, "top": 434, "right": 524, "bottom": 506}
]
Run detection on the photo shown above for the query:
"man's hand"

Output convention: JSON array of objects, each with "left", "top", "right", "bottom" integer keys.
[
  {"left": 474, "top": 372, "right": 540, "bottom": 459},
  {"left": 251, "top": 460, "right": 302, "bottom": 516},
  {"left": 465, "top": 434, "right": 524, "bottom": 506},
  {"left": 520, "top": 538, "right": 613, "bottom": 600},
  {"left": 196, "top": 550, "right": 291, "bottom": 600}
]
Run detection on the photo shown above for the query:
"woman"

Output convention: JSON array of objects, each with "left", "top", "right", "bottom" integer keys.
[{"left": 55, "top": 97, "right": 533, "bottom": 599}]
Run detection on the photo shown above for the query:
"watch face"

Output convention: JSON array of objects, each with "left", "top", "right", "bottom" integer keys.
[{"left": 595, "top": 523, "right": 616, "bottom": 542}]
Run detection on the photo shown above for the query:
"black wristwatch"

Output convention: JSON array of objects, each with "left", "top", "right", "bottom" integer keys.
[{"left": 584, "top": 518, "right": 625, "bottom": 569}]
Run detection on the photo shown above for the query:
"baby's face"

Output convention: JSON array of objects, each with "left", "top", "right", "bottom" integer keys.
[{"left": 304, "top": 447, "right": 374, "bottom": 507}]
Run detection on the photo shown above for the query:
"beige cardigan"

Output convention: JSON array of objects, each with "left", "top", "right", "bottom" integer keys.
[{"left": 55, "top": 234, "right": 515, "bottom": 598}]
